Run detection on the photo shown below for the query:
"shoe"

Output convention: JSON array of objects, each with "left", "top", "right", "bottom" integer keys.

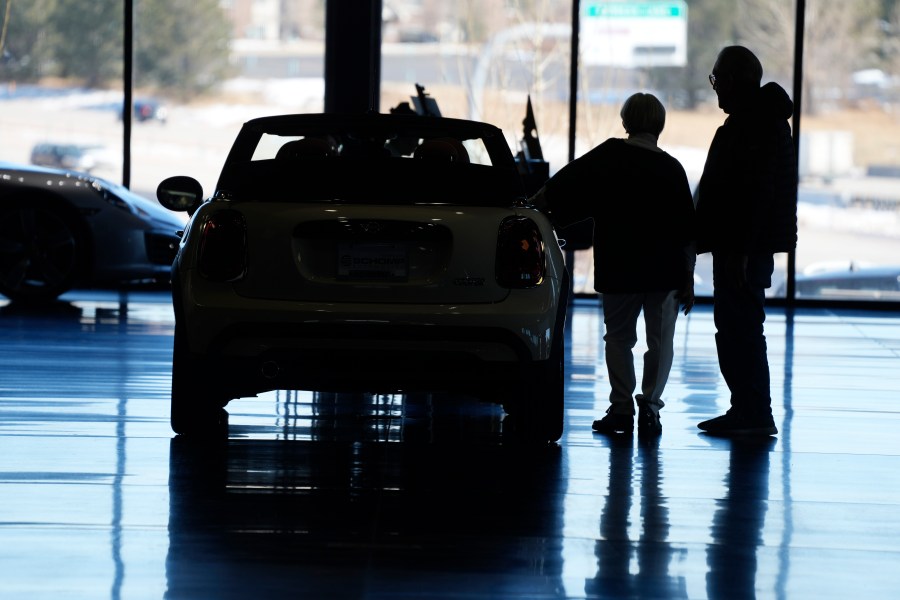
[
  {"left": 592, "top": 408, "right": 633, "bottom": 434},
  {"left": 637, "top": 403, "right": 662, "bottom": 437},
  {"left": 698, "top": 409, "right": 777, "bottom": 436}
]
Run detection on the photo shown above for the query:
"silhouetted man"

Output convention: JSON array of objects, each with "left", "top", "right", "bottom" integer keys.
[{"left": 696, "top": 46, "right": 798, "bottom": 436}]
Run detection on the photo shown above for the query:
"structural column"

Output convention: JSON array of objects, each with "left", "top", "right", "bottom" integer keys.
[{"left": 324, "top": 0, "right": 382, "bottom": 114}]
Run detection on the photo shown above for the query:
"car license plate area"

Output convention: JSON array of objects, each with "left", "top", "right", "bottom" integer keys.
[{"left": 337, "top": 242, "right": 409, "bottom": 281}]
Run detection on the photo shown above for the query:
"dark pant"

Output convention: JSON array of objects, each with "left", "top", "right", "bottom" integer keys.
[{"left": 711, "top": 252, "right": 775, "bottom": 418}]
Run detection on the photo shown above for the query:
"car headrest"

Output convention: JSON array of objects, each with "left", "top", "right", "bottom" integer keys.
[
  {"left": 413, "top": 138, "right": 469, "bottom": 163},
  {"left": 276, "top": 138, "right": 335, "bottom": 160}
]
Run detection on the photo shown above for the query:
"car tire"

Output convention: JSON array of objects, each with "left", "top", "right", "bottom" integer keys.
[
  {"left": 516, "top": 338, "right": 564, "bottom": 444},
  {"left": 0, "top": 197, "right": 88, "bottom": 303},
  {"left": 514, "top": 301, "right": 568, "bottom": 444},
  {"left": 540, "top": 343, "right": 565, "bottom": 441},
  {"left": 171, "top": 321, "right": 228, "bottom": 436},
  {"left": 502, "top": 274, "right": 569, "bottom": 445}
]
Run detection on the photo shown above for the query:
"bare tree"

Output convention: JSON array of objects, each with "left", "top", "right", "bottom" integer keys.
[
  {"left": 737, "top": 0, "right": 881, "bottom": 115},
  {"left": 429, "top": 0, "right": 571, "bottom": 137}
]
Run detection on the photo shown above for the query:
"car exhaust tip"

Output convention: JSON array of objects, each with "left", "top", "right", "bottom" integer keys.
[{"left": 261, "top": 360, "right": 280, "bottom": 379}]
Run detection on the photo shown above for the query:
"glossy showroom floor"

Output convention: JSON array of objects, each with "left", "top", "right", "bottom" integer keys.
[{"left": 1, "top": 291, "right": 899, "bottom": 599}]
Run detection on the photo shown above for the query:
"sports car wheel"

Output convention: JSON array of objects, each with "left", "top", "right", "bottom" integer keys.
[
  {"left": 0, "top": 199, "right": 87, "bottom": 303},
  {"left": 171, "top": 322, "right": 228, "bottom": 436}
]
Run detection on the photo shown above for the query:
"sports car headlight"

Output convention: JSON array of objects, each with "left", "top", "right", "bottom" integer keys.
[
  {"left": 495, "top": 216, "right": 546, "bottom": 288},
  {"left": 197, "top": 209, "right": 247, "bottom": 282}
]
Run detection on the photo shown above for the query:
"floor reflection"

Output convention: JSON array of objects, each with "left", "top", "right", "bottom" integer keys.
[
  {"left": 0, "top": 298, "right": 84, "bottom": 318},
  {"left": 585, "top": 436, "right": 688, "bottom": 599},
  {"left": 229, "top": 391, "right": 514, "bottom": 444},
  {"left": 4, "top": 295, "right": 900, "bottom": 598},
  {"left": 166, "top": 394, "right": 568, "bottom": 599},
  {"left": 705, "top": 437, "right": 777, "bottom": 600}
]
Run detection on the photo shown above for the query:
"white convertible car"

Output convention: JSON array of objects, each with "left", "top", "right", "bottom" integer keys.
[{"left": 157, "top": 112, "right": 569, "bottom": 443}]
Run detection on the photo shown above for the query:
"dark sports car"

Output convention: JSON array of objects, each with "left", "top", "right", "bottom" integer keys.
[
  {"left": 0, "top": 162, "right": 185, "bottom": 303},
  {"left": 157, "top": 112, "right": 569, "bottom": 443}
]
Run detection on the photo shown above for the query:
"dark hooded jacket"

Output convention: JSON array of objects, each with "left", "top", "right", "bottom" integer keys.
[{"left": 696, "top": 82, "right": 798, "bottom": 254}]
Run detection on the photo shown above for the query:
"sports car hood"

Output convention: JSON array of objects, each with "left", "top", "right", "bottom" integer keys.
[
  {"left": 99, "top": 177, "right": 188, "bottom": 227},
  {"left": 0, "top": 161, "right": 186, "bottom": 228}
]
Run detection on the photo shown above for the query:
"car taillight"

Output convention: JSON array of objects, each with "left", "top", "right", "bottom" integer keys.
[
  {"left": 198, "top": 210, "right": 247, "bottom": 281},
  {"left": 495, "top": 216, "right": 545, "bottom": 288}
]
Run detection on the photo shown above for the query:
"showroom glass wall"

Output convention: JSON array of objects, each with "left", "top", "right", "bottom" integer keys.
[
  {"left": 384, "top": 0, "right": 900, "bottom": 307},
  {"left": 1, "top": 0, "right": 899, "bottom": 306}
]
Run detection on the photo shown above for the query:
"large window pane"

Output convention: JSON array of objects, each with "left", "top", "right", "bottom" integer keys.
[
  {"left": 380, "top": 1, "right": 801, "bottom": 300},
  {"left": 380, "top": 1, "right": 574, "bottom": 158},
  {"left": 130, "top": 0, "right": 325, "bottom": 200},
  {"left": 0, "top": 1, "right": 124, "bottom": 183},
  {"left": 569, "top": 0, "right": 796, "bottom": 298},
  {"left": 794, "top": 0, "right": 900, "bottom": 301},
  {"left": 380, "top": 1, "right": 595, "bottom": 297}
]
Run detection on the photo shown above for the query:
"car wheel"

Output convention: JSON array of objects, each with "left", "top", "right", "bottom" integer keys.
[
  {"left": 516, "top": 342, "right": 564, "bottom": 444},
  {"left": 503, "top": 277, "right": 568, "bottom": 444},
  {"left": 540, "top": 345, "right": 565, "bottom": 441},
  {"left": 171, "top": 322, "right": 228, "bottom": 436},
  {"left": 509, "top": 315, "right": 566, "bottom": 444},
  {"left": 0, "top": 198, "right": 87, "bottom": 303}
]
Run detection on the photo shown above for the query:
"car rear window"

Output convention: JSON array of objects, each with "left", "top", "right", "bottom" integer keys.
[
  {"left": 220, "top": 153, "right": 524, "bottom": 207},
  {"left": 251, "top": 134, "right": 494, "bottom": 167}
]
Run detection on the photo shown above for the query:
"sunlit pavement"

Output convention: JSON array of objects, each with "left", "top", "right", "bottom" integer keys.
[{"left": 1, "top": 291, "right": 899, "bottom": 599}]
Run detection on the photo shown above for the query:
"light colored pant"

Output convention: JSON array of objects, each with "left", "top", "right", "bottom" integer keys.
[{"left": 601, "top": 290, "right": 679, "bottom": 416}]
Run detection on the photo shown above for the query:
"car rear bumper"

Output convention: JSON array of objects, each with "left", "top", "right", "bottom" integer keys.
[
  {"left": 175, "top": 277, "right": 564, "bottom": 398},
  {"left": 194, "top": 321, "right": 538, "bottom": 398}
]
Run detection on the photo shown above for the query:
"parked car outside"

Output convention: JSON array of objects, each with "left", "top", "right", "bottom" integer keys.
[
  {"left": 780, "top": 261, "right": 900, "bottom": 300},
  {"left": 119, "top": 98, "right": 168, "bottom": 124},
  {"left": 0, "top": 162, "right": 185, "bottom": 303},
  {"left": 157, "top": 112, "right": 569, "bottom": 442},
  {"left": 30, "top": 142, "right": 119, "bottom": 173}
]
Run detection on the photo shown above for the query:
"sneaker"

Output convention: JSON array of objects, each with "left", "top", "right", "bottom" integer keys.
[
  {"left": 637, "top": 403, "right": 662, "bottom": 437},
  {"left": 592, "top": 408, "right": 634, "bottom": 434},
  {"left": 698, "top": 409, "right": 777, "bottom": 436}
]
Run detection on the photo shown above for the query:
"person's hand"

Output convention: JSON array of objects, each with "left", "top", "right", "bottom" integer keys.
[{"left": 678, "top": 272, "right": 695, "bottom": 315}]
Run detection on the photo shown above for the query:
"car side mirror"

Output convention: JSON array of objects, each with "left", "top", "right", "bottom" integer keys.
[{"left": 157, "top": 176, "right": 204, "bottom": 215}]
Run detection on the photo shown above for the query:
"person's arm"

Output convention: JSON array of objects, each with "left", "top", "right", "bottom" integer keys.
[
  {"left": 534, "top": 143, "right": 614, "bottom": 228},
  {"left": 527, "top": 165, "right": 593, "bottom": 228},
  {"left": 673, "top": 160, "right": 696, "bottom": 314}
]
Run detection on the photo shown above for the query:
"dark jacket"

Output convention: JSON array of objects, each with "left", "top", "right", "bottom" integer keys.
[
  {"left": 542, "top": 138, "right": 695, "bottom": 294},
  {"left": 696, "top": 82, "right": 798, "bottom": 255}
]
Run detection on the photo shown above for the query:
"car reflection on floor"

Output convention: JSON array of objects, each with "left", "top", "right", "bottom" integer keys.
[{"left": 166, "top": 433, "right": 567, "bottom": 598}]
